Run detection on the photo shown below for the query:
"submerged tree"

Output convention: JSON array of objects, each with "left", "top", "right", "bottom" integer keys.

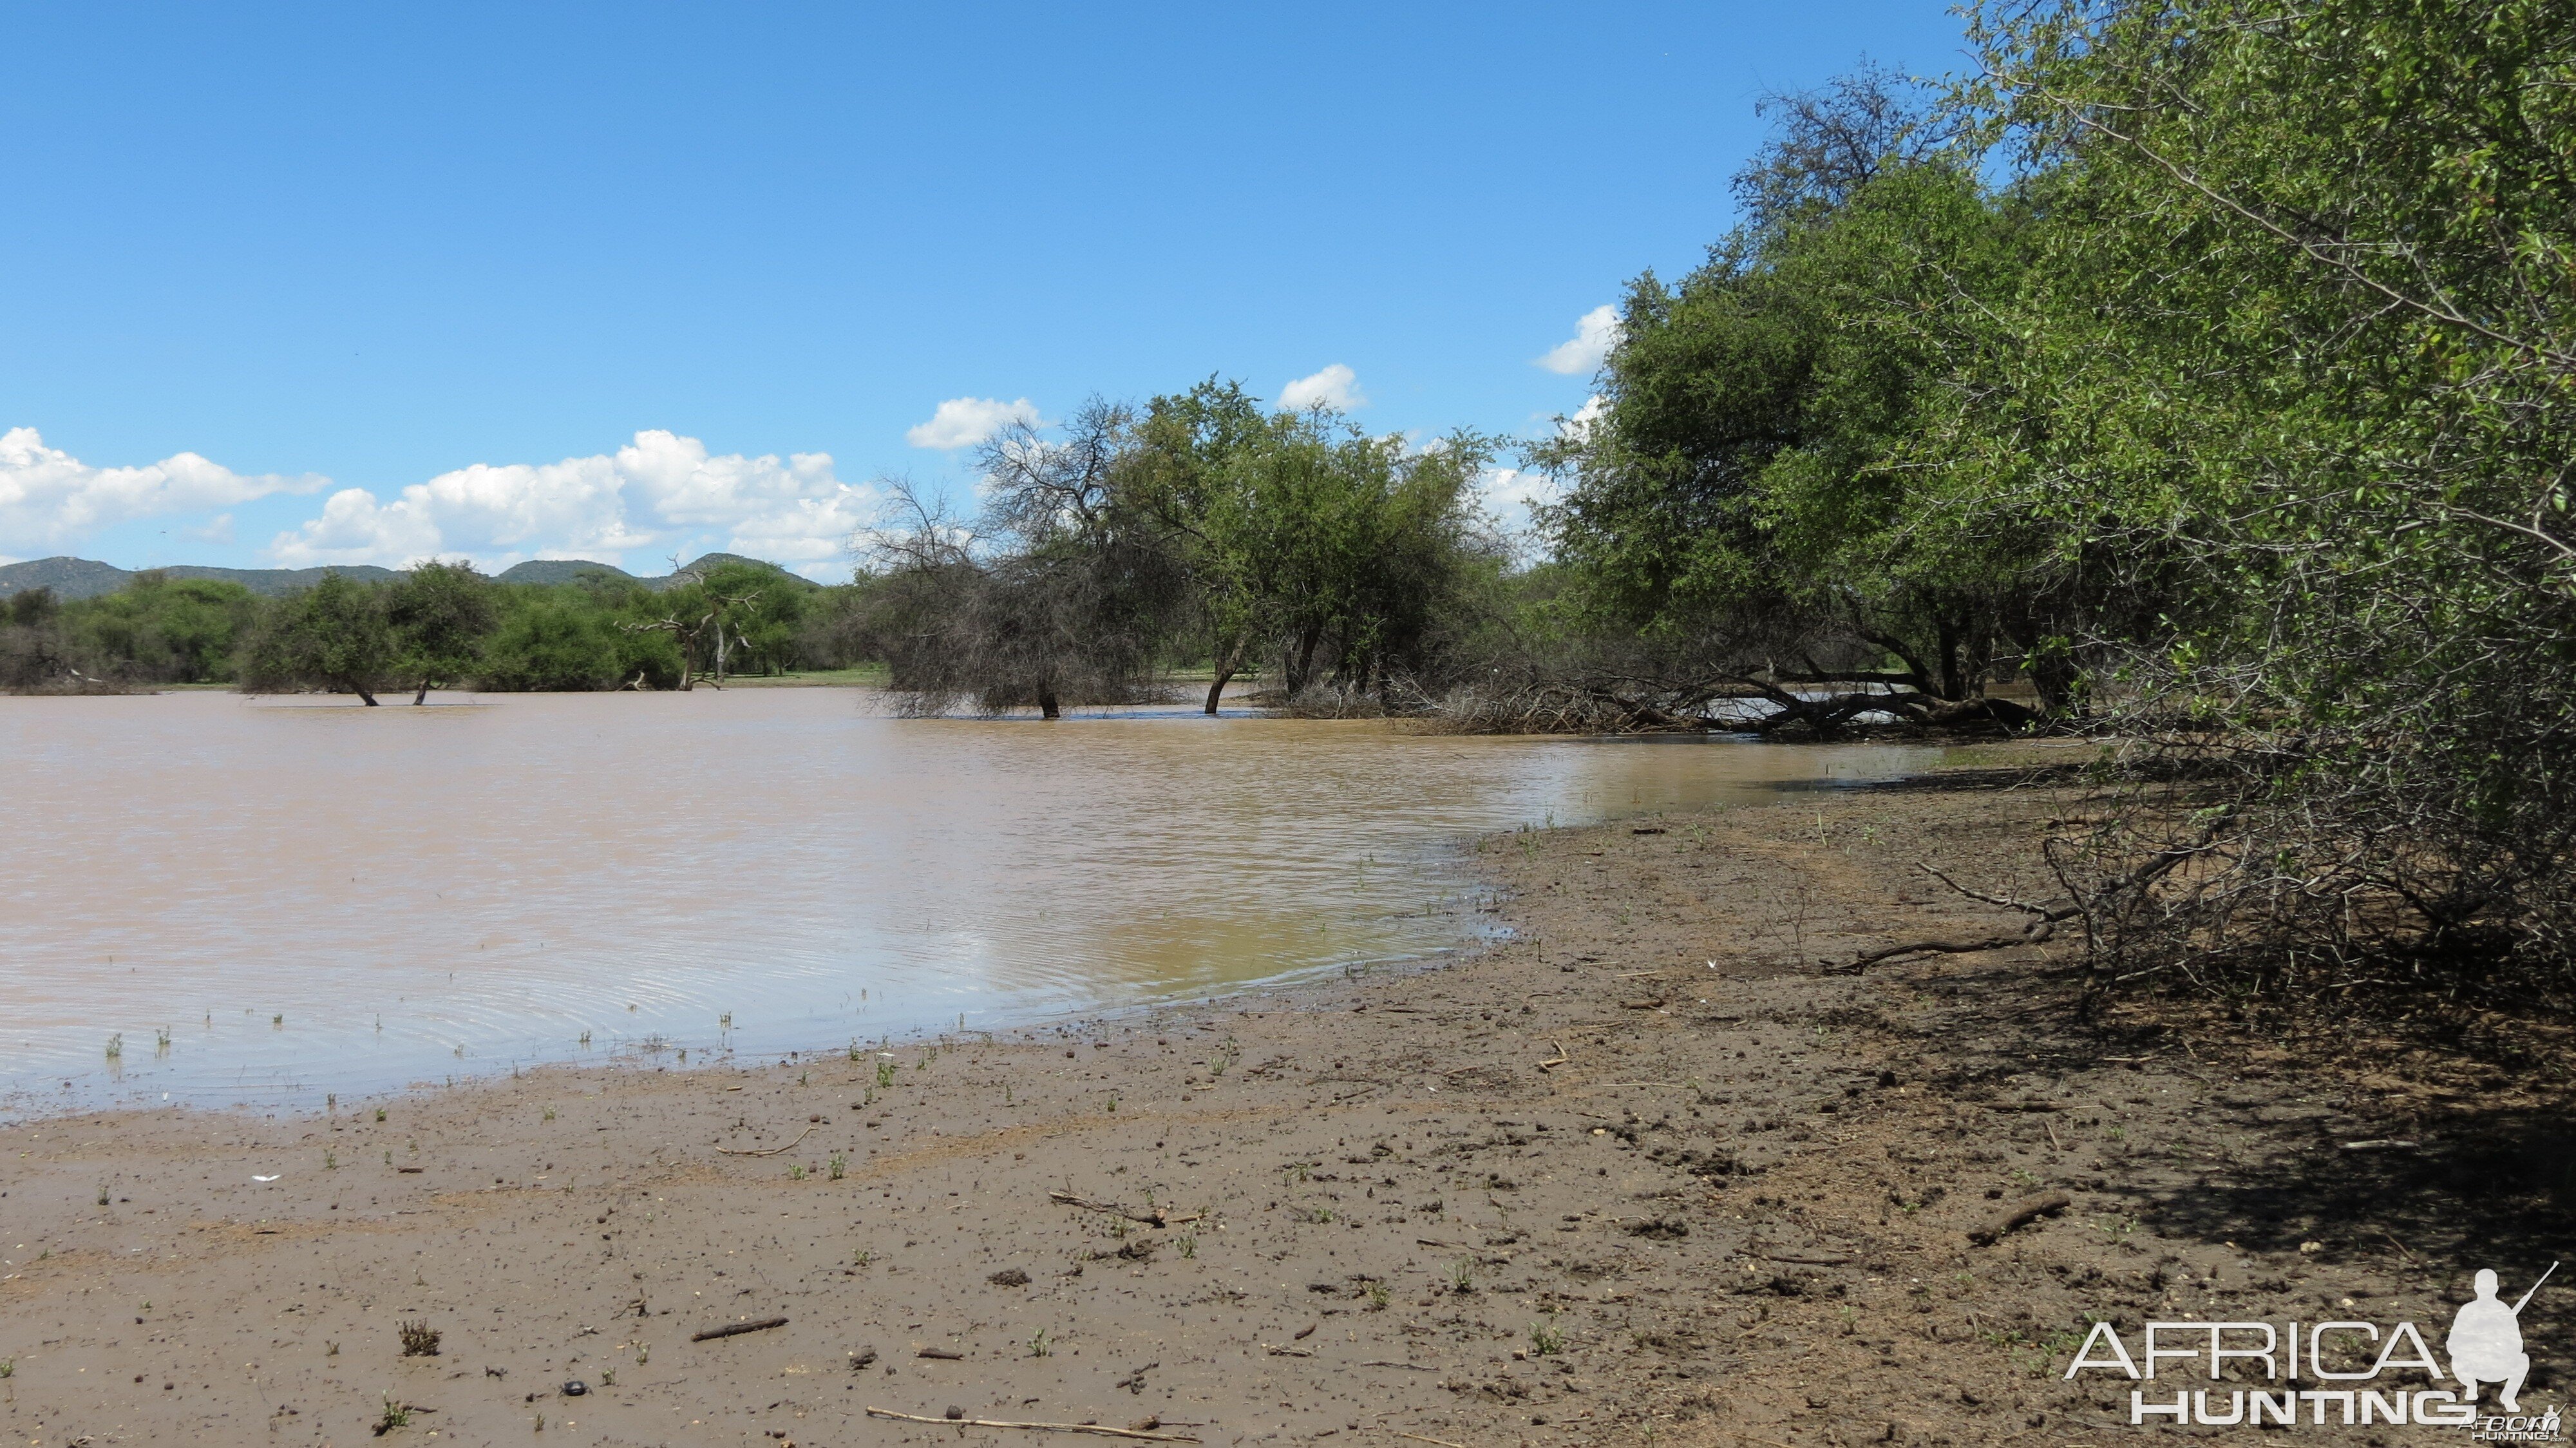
[
  {"left": 864, "top": 401, "right": 1191, "bottom": 718},
  {"left": 385, "top": 560, "right": 497, "bottom": 703},
  {"left": 244, "top": 572, "right": 396, "bottom": 703}
]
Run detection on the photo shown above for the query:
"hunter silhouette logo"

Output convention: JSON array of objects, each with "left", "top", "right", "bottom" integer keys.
[
  {"left": 2453, "top": 1262, "right": 2555, "bottom": 1415},
  {"left": 2060, "top": 1258, "right": 2562, "bottom": 1433}
]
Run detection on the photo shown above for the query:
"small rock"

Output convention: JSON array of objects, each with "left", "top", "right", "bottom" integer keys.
[
  {"left": 987, "top": 1268, "right": 1031, "bottom": 1288},
  {"left": 562, "top": 1380, "right": 587, "bottom": 1396},
  {"left": 945, "top": 1405, "right": 966, "bottom": 1420}
]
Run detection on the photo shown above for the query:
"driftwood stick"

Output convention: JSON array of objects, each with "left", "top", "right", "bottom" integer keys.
[
  {"left": 865, "top": 1407, "right": 1201, "bottom": 1442},
  {"left": 1537, "top": 1040, "right": 1571, "bottom": 1071},
  {"left": 1048, "top": 1190, "right": 1200, "bottom": 1228},
  {"left": 1967, "top": 1192, "right": 2072, "bottom": 1246},
  {"left": 691, "top": 1316, "right": 788, "bottom": 1342},
  {"left": 714, "top": 1124, "right": 816, "bottom": 1157}
]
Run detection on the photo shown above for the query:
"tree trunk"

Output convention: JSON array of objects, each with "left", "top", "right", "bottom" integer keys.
[
  {"left": 1287, "top": 625, "right": 1323, "bottom": 697},
  {"left": 413, "top": 677, "right": 431, "bottom": 706},
  {"left": 354, "top": 682, "right": 380, "bottom": 706},
  {"left": 1038, "top": 689, "right": 1061, "bottom": 720},
  {"left": 1204, "top": 638, "right": 1244, "bottom": 715}
]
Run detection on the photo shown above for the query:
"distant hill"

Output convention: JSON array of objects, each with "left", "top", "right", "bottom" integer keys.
[
  {"left": 0, "top": 557, "right": 400, "bottom": 600},
  {"left": 0, "top": 552, "right": 823, "bottom": 601},
  {"left": 491, "top": 559, "right": 639, "bottom": 587}
]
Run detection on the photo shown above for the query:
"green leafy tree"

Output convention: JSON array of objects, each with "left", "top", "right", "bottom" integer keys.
[
  {"left": 245, "top": 573, "right": 396, "bottom": 704},
  {"left": 385, "top": 560, "right": 497, "bottom": 703}
]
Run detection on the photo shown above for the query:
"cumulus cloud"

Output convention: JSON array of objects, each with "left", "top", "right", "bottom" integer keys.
[
  {"left": 1536, "top": 305, "right": 1621, "bottom": 376},
  {"left": 905, "top": 397, "right": 1039, "bottom": 451},
  {"left": 267, "top": 430, "right": 878, "bottom": 573},
  {"left": 1477, "top": 466, "right": 1564, "bottom": 559},
  {"left": 1557, "top": 394, "right": 1609, "bottom": 441},
  {"left": 1279, "top": 363, "right": 1365, "bottom": 412},
  {"left": 0, "top": 426, "right": 325, "bottom": 555}
]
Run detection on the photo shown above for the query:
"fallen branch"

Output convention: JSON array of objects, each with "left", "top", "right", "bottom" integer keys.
[
  {"left": 866, "top": 1407, "right": 1201, "bottom": 1442},
  {"left": 1260, "top": 1342, "right": 1313, "bottom": 1357},
  {"left": 1751, "top": 1250, "right": 1852, "bottom": 1266},
  {"left": 1537, "top": 1041, "right": 1570, "bottom": 1071},
  {"left": 692, "top": 1317, "right": 788, "bottom": 1342},
  {"left": 1827, "top": 862, "right": 2091, "bottom": 973},
  {"left": 714, "top": 1124, "right": 815, "bottom": 1157},
  {"left": 1833, "top": 919, "right": 2060, "bottom": 973},
  {"left": 1048, "top": 1190, "right": 1200, "bottom": 1228},
  {"left": 1967, "top": 1192, "right": 2072, "bottom": 1246},
  {"left": 1399, "top": 1435, "right": 1473, "bottom": 1448},
  {"left": 1359, "top": 1360, "right": 1438, "bottom": 1370}
]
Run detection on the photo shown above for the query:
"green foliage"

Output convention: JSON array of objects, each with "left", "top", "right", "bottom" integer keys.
[
  {"left": 244, "top": 571, "right": 397, "bottom": 704},
  {"left": 1546, "top": 4, "right": 2576, "bottom": 986},
  {"left": 384, "top": 561, "right": 498, "bottom": 701},
  {"left": 64, "top": 573, "right": 261, "bottom": 683}
]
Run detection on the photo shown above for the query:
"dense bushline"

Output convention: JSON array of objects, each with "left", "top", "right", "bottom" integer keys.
[
  {"left": 0, "top": 560, "right": 876, "bottom": 696},
  {"left": 1527, "top": 1, "right": 2576, "bottom": 1000}
]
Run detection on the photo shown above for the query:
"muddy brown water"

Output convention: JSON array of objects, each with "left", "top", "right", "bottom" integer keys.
[{"left": 0, "top": 688, "right": 1946, "bottom": 1113}]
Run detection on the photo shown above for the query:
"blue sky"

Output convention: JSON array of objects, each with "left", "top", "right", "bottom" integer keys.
[{"left": 1, "top": 2, "right": 1971, "bottom": 579}]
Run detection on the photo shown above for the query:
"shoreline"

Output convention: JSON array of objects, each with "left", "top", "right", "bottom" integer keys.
[{"left": 3, "top": 758, "right": 2564, "bottom": 1447}]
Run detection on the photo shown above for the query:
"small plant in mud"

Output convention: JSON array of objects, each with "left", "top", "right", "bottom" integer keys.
[
  {"left": 105, "top": 1033, "right": 122, "bottom": 1060},
  {"left": 397, "top": 1319, "right": 441, "bottom": 1357},
  {"left": 325, "top": 1150, "right": 337, "bottom": 1170},
  {"left": 635, "top": 1342, "right": 650, "bottom": 1366},
  {"left": 96, "top": 1183, "right": 110, "bottom": 1206},
  {"left": 542, "top": 1106, "right": 555, "bottom": 1121},
  {"left": 374, "top": 1107, "right": 387, "bottom": 1123},
  {"left": 828, "top": 1153, "right": 848, "bottom": 1181},
  {"left": 1449, "top": 1259, "right": 1475, "bottom": 1293},
  {"left": 578, "top": 1031, "right": 591, "bottom": 1046},
  {"left": 375, "top": 1395, "right": 411, "bottom": 1434},
  {"left": 1365, "top": 1282, "right": 1391, "bottom": 1311},
  {"left": 852, "top": 1250, "right": 873, "bottom": 1270},
  {"left": 157, "top": 1026, "right": 174, "bottom": 1051},
  {"left": 1177, "top": 1234, "right": 1197, "bottom": 1259},
  {"left": 598, "top": 1367, "right": 616, "bottom": 1387},
  {"left": 1, "top": 1358, "right": 14, "bottom": 1378},
  {"left": 1529, "top": 1320, "right": 1564, "bottom": 1356},
  {"left": 788, "top": 1163, "right": 807, "bottom": 1181},
  {"left": 876, "top": 1060, "right": 896, "bottom": 1089},
  {"left": 799, "top": 1071, "right": 809, "bottom": 1087},
  {"left": 1208, "top": 1041, "right": 1240, "bottom": 1077},
  {"left": 1028, "top": 1328, "right": 1052, "bottom": 1358}
]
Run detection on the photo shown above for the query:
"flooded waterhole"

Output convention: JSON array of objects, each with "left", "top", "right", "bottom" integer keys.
[{"left": 1, "top": 689, "right": 1946, "bottom": 1112}]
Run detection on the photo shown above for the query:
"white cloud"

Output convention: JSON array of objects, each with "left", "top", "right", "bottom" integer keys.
[
  {"left": 1279, "top": 363, "right": 1365, "bottom": 412},
  {"left": 1536, "top": 305, "right": 1621, "bottom": 376},
  {"left": 1477, "top": 466, "right": 1564, "bottom": 559},
  {"left": 266, "top": 430, "right": 880, "bottom": 573},
  {"left": 0, "top": 426, "right": 325, "bottom": 555},
  {"left": 905, "top": 397, "right": 1039, "bottom": 451},
  {"left": 1557, "top": 394, "right": 1609, "bottom": 442}
]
